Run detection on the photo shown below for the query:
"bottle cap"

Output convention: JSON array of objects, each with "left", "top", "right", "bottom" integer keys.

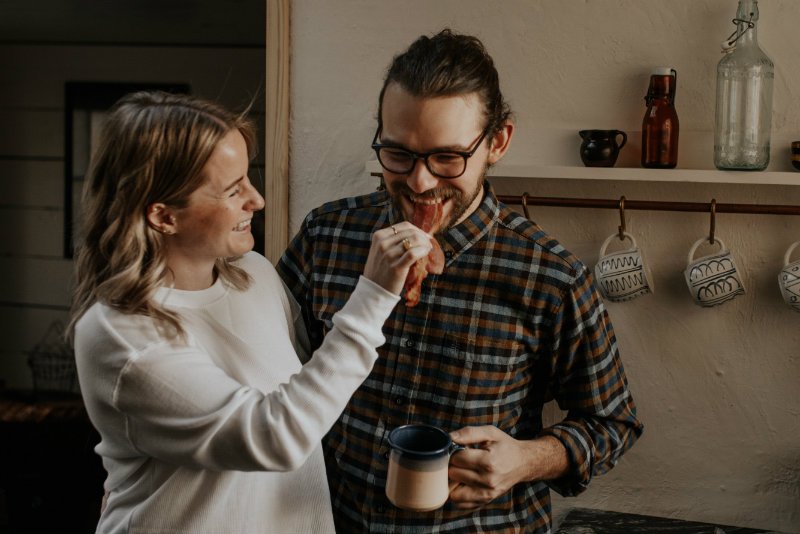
[{"left": 651, "top": 67, "right": 674, "bottom": 75}]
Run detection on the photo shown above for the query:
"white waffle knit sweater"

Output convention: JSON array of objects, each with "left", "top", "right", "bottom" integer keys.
[{"left": 74, "top": 252, "right": 399, "bottom": 534}]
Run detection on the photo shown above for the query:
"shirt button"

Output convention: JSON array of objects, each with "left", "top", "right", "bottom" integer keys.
[
  {"left": 405, "top": 338, "right": 415, "bottom": 348},
  {"left": 383, "top": 450, "right": 390, "bottom": 460},
  {"left": 376, "top": 504, "right": 387, "bottom": 513},
  {"left": 445, "top": 250, "right": 453, "bottom": 258},
  {"left": 394, "top": 396, "right": 405, "bottom": 406}
]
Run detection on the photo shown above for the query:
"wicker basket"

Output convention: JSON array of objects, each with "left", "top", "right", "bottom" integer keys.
[{"left": 26, "top": 321, "right": 79, "bottom": 394}]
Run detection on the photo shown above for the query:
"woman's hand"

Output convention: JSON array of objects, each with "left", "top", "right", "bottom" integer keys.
[{"left": 362, "top": 222, "right": 435, "bottom": 295}]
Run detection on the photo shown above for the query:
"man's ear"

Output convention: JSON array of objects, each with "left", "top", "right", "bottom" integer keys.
[
  {"left": 487, "top": 121, "right": 514, "bottom": 165},
  {"left": 146, "top": 203, "right": 178, "bottom": 235}
]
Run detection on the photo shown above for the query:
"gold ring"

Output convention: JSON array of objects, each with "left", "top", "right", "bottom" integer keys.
[
  {"left": 391, "top": 225, "right": 398, "bottom": 235},
  {"left": 402, "top": 238, "right": 412, "bottom": 251}
]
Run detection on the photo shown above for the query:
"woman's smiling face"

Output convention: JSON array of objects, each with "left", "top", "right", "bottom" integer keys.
[{"left": 167, "top": 129, "right": 265, "bottom": 270}]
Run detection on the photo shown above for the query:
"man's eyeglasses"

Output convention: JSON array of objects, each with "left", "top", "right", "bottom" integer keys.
[{"left": 371, "top": 127, "right": 489, "bottom": 179}]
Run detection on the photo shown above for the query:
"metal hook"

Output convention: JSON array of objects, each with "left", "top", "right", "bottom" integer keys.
[
  {"left": 618, "top": 196, "right": 627, "bottom": 240},
  {"left": 709, "top": 198, "right": 717, "bottom": 245},
  {"left": 521, "top": 192, "right": 530, "bottom": 220}
]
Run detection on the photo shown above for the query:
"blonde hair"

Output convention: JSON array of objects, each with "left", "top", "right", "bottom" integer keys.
[{"left": 68, "top": 91, "right": 258, "bottom": 341}]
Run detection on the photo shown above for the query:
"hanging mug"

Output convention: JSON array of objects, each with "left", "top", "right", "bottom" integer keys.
[
  {"left": 579, "top": 129, "right": 628, "bottom": 167},
  {"left": 594, "top": 231, "right": 654, "bottom": 302},
  {"left": 778, "top": 241, "right": 800, "bottom": 312},
  {"left": 684, "top": 237, "right": 745, "bottom": 307}
]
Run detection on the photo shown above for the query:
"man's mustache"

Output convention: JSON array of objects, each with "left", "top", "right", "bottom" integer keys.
[{"left": 390, "top": 184, "right": 461, "bottom": 201}]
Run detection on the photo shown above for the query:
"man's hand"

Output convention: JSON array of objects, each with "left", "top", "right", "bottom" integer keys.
[{"left": 447, "top": 426, "right": 569, "bottom": 511}]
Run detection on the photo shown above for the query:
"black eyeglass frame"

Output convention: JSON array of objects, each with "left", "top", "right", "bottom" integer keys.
[{"left": 371, "top": 126, "right": 490, "bottom": 179}]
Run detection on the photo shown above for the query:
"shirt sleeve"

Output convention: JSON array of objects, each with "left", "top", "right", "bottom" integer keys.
[
  {"left": 276, "top": 214, "right": 326, "bottom": 351},
  {"left": 114, "top": 276, "right": 399, "bottom": 473},
  {"left": 538, "top": 264, "right": 644, "bottom": 496}
]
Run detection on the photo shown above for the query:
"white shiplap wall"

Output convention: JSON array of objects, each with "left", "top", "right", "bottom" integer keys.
[{"left": 0, "top": 44, "right": 265, "bottom": 389}]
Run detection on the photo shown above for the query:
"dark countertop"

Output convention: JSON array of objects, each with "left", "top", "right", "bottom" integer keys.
[
  {"left": 0, "top": 389, "right": 86, "bottom": 423},
  {"left": 555, "top": 508, "right": 793, "bottom": 534}
]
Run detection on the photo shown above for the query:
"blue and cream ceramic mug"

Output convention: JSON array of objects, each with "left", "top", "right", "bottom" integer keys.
[{"left": 385, "top": 424, "right": 465, "bottom": 512}]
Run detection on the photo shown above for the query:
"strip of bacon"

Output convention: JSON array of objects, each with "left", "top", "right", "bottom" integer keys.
[{"left": 403, "top": 201, "right": 445, "bottom": 307}]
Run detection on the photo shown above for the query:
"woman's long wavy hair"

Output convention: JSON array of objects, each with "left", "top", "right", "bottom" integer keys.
[{"left": 67, "top": 91, "right": 258, "bottom": 341}]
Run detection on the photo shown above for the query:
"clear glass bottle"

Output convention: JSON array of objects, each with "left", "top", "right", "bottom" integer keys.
[
  {"left": 642, "top": 67, "right": 679, "bottom": 169},
  {"left": 714, "top": 0, "right": 774, "bottom": 171}
]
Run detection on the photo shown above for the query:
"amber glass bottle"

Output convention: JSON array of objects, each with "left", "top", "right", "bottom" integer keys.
[{"left": 641, "top": 67, "right": 679, "bottom": 169}]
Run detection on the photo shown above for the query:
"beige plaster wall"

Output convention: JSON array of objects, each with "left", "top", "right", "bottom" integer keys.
[{"left": 289, "top": 1, "right": 800, "bottom": 530}]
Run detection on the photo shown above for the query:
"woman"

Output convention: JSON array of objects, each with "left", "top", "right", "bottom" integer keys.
[{"left": 68, "top": 91, "right": 432, "bottom": 534}]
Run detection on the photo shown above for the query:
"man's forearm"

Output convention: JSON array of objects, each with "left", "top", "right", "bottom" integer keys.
[{"left": 521, "top": 434, "right": 570, "bottom": 482}]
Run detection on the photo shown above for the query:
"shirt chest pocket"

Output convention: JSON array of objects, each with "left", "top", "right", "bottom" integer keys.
[{"left": 435, "top": 334, "right": 533, "bottom": 428}]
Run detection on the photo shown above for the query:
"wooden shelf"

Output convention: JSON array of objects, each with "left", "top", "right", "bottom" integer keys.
[{"left": 365, "top": 161, "right": 800, "bottom": 186}]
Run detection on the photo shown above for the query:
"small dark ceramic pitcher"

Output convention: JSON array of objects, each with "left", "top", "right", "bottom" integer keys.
[
  {"left": 579, "top": 129, "right": 627, "bottom": 167},
  {"left": 792, "top": 141, "right": 800, "bottom": 171}
]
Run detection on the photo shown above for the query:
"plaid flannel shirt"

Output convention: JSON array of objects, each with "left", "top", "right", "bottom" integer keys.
[{"left": 277, "top": 183, "right": 643, "bottom": 533}]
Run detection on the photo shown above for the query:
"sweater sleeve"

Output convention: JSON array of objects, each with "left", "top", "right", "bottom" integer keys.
[{"left": 114, "top": 276, "right": 399, "bottom": 472}]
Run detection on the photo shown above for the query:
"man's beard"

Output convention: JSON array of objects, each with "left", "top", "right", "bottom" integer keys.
[{"left": 388, "top": 168, "right": 487, "bottom": 235}]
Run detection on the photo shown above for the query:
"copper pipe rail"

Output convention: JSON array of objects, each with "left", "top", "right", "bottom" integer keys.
[{"left": 496, "top": 194, "right": 800, "bottom": 217}]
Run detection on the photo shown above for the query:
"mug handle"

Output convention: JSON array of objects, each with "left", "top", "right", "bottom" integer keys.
[
  {"left": 784, "top": 241, "right": 800, "bottom": 266},
  {"left": 447, "top": 442, "right": 466, "bottom": 494},
  {"left": 687, "top": 237, "right": 725, "bottom": 265},
  {"left": 450, "top": 442, "right": 466, "bottom": 455},
  {"left": 615, "top": 130, "right": 628, "bottom": 150},
  {"left": 599, "top": 231, "right": 635, "bottom": 258}
]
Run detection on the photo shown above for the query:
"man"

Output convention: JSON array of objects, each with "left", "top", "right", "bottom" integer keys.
[{"left": 277, "top": 29, "right": 643, "bottom": 533}]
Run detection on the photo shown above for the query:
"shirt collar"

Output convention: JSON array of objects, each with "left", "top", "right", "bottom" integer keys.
[{"left": 440, "top": 181, "right": 499, "bottom": 260}]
